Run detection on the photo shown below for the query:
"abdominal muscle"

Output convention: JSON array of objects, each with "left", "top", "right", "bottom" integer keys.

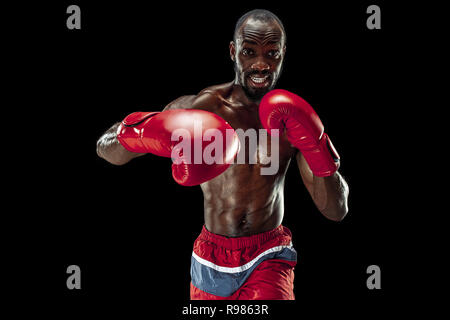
[{"left": 200, "top": 161, "right": 289, "bottom": 237}]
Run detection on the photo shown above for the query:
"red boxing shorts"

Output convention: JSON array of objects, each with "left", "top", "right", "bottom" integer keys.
[{"left": 190, "top": 225, "right": 297, "bottom": 300}]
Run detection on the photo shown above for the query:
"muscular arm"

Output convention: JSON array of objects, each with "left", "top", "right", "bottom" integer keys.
[
  {"left": 297, "top": 152, "right": 349, "bottom": 221},
  {"left": 96, "top": 122, "right": 145, "bottom": 165},
  {"left": 96, "top": 94, "right": 207, "bottom": 165}
]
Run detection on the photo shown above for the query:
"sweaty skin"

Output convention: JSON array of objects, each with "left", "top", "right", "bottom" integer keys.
[{"left": 97, "top": 17, "right": 349, "bottom": 237}]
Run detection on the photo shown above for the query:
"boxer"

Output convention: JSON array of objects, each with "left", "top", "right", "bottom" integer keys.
[{"left": 97, "top": 9, "right": 349, "bottom": 300}]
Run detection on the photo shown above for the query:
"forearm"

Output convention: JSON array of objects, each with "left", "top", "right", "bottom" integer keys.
[
  {"left": 96, "top": 122, "right": 144, "bottom": 165},
  {"left": 312, "top": 171, "right": 349, "bottom": 221},
  {"left": 97, "top": 96, "right": 195, "bottom": 165}
]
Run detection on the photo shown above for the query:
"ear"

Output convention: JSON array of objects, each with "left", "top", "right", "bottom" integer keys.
[{"left": 229, "top": 41, "right": 236, "bottom": 61}]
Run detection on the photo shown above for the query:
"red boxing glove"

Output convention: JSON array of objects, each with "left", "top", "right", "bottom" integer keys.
[
  {"left": 117, "top": 109, "right": 240, "bottom": 186},
  {"left": 259, "top": 89, "right": 340, "bottom": 177}
]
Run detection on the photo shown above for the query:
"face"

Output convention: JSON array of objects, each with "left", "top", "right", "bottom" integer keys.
[{"left": 230, "top": 18, "right": 286, "bottom": 100}]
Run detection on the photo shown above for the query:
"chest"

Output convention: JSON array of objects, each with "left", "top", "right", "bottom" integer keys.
[{"left": 215, "top": 106, "right": 295, "bottom": 164}]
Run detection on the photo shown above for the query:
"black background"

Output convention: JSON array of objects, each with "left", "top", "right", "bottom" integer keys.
[{"left": 5, "top": 0, "right": 418, "bottom": 317}]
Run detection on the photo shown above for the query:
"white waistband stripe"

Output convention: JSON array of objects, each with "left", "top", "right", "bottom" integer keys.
[{"left": 192, "top": 242, "right": 295, "bottom": 274}]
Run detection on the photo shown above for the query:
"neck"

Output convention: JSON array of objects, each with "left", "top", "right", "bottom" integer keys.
[{"left": 230, "top": 82, "right": 262, "bottom": 108}]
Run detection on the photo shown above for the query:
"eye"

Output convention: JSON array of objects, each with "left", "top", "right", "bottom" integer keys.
[
  {"left": 268, "top": 50, "right": 280, "bottom": 58},
  {"left": 242, "top": 48, "right": 254, "bottom": 56}
]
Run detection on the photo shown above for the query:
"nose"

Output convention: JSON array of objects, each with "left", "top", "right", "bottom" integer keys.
[{"left": 251, "top": 59, "right": 270, "bottom": 73}]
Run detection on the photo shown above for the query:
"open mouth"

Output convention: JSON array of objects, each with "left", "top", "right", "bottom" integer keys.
[{"left": 248, "top": 74, "right": 270, "bottom": 88}]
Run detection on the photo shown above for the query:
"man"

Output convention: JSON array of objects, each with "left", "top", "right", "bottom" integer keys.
[{"left": 97, "top": 9, "right": 349, "bottom": 300}]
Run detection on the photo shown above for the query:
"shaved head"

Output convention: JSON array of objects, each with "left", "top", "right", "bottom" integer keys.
[
  {"left": 230, "top": 9, "right": 287, "bottom": 100},
  {"left": 234, "top": 9, "right": 286, "bottom": 45}
]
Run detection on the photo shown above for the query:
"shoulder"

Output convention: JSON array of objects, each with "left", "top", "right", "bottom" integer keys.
[
  {"left": 198, "top": 82, "right": 234, "bottom": 99},
  {"left": 163, "top": 95, "right": 197, "bottom": 111},
  {"left": 164, "top": 82, "right": 234, "bottom": 111}
]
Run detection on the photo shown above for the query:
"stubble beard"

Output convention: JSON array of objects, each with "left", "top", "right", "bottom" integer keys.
[{"left": 234, "top": 62, "right": 283, "bottom": 102}]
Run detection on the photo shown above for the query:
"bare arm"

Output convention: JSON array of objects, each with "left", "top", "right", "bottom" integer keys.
[
  {"left": 96, "top": 122, "right": 145, "bottom": 165},
  {"left": 96, "top": 95, "right": 199, "bottom": 165},
  {"left": 297, "top": 152, "right": 349, "bottom": 221}
]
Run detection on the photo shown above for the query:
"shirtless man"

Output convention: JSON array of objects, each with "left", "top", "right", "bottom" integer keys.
[{"left": 96, "top": 9, "right": 349, "bottom": 300}]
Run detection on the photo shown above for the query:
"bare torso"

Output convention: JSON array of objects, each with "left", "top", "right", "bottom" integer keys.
[{"left": 165, "top": 82, "right": 297, "bottom": 237}]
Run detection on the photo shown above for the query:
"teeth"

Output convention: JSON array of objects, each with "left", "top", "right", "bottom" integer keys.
[{"left": 250, "top": 75, "right": 268, "bottom": 83}]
